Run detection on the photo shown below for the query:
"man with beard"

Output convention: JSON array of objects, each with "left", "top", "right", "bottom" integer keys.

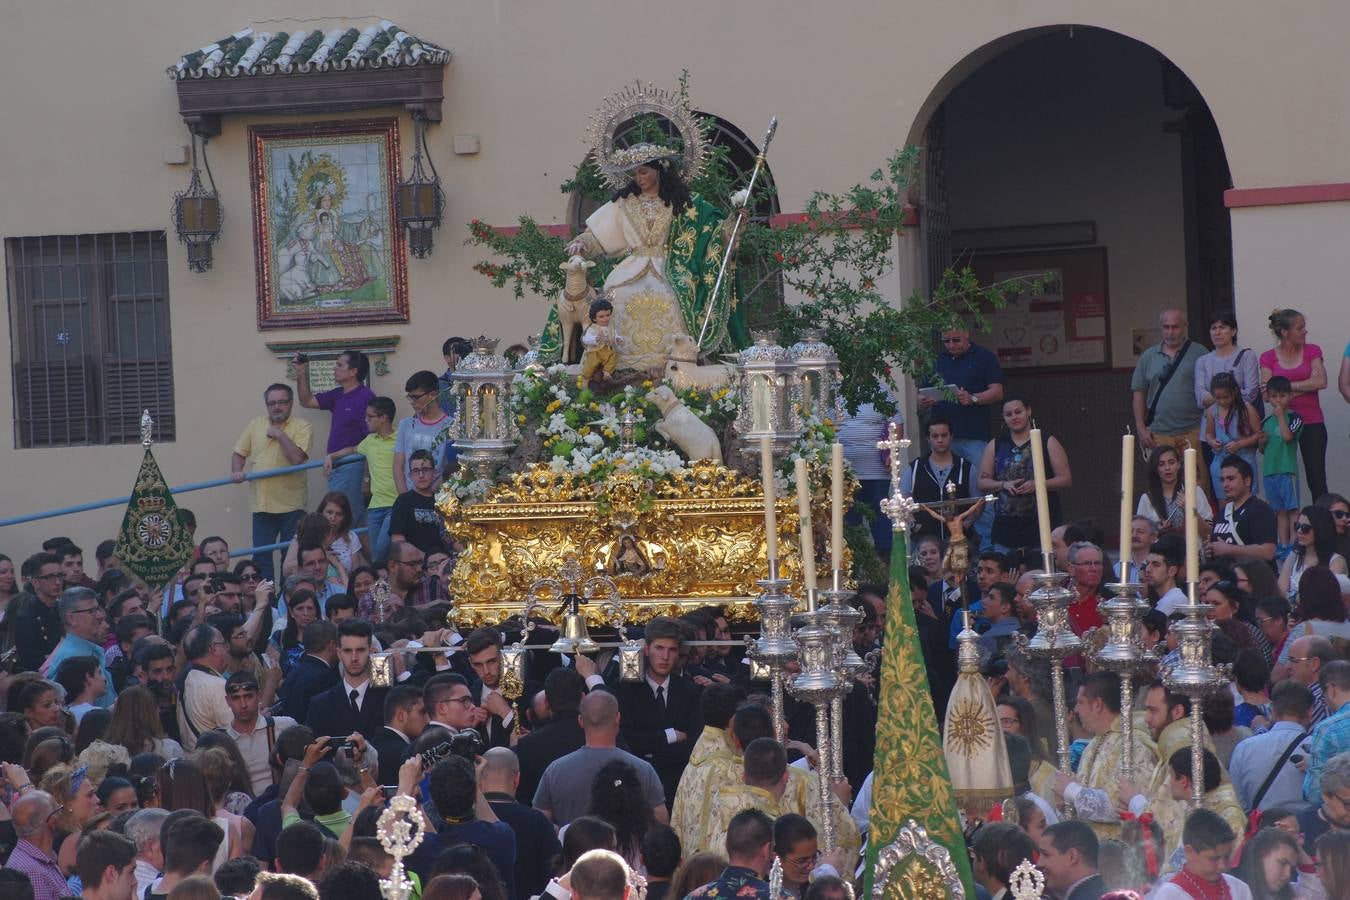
[
  {"left": 44, "top": 586, "right": 116, "bottom": 707},
  {"left": 466, "top": 627, "right": 540, "bottom": 748},
  {"left": 131, "top": 640, "right": 181, "bottom": 741},
  {"left": 305, "top": 619, "right": 388, "bottom": 741}
]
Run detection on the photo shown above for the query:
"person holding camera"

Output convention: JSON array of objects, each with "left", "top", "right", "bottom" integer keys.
[
  {"left": 401, "top": 753, "right": 516, "bottom": 899},
  {"left": 294, "top": 350, "right": 376, "bottom": 524},
  {"left": 280, "top": 732, "right": 377, "bottom": 838}
]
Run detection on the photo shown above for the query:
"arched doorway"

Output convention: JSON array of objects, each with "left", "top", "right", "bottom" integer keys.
[{"left": 914, "top": 26, "right": 1234, "bottom": 531}]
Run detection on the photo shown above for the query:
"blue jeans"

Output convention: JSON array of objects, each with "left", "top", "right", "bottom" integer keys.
[
  {"left": 949, "top": 437, "right": 993, "bottom": 548},
  {"left": 251, "top": 509, "right": 304, "bottom": 583},
  {"left": 365, "top": 506, "right": 393, "bottom": 566},
  {"left": 328, "top": 456, "right": 368, "bottom": 524}
]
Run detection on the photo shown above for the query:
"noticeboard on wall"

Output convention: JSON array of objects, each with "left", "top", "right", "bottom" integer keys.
[{"left": 963, "top": 247, "right": 1111, "bottom": 372}]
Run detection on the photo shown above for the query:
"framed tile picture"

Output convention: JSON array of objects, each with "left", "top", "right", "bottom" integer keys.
[{"left": 249, "top": 118, "right": 409, "bottom": 329}]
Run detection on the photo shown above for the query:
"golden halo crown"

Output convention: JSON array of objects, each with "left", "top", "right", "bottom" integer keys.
[{"left": 587, "top": 80, "right": 708, "bottom": 190}]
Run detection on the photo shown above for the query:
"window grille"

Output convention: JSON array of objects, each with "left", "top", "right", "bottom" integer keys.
[{"left": 5, "top": 231, "right": 175, "bottom": 447}]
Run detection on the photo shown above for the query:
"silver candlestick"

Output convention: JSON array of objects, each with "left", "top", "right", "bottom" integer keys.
[
  {"left": 1092, "top": 581, "right": 1156, "bottom": 781},
  {"left": 788, "top": 608, "right": 844, "bottom": 852},
  {"left": 749, "top": 559, "right": 799, "bottom": 743},
  {"left": 1161, "top": 582, "right": 1231, "bottom": 808},
  {"left": 1013, "top": 570, "right": 1083, "bottom": 816},
  {"left": 377, "top": 794, "right": 426, "bottom": 900},
  {"left": 818, "top": 568, "right": 864, "bottom": 781}
]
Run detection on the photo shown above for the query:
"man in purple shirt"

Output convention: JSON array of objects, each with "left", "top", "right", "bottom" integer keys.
[
  {"left": 296, "top": 349, "right": 376, "bottom": 521},
  {"left": 8, "top": 790, "right": 70, "bottom": 900}
]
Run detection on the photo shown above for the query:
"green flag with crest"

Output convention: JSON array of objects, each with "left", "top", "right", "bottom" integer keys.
[{"left": 113, "top": 447, "right": 194, "bottom": 591}]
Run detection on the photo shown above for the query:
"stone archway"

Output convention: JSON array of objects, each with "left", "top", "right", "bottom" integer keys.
[{"left": 908, "top": 25, "right": 1234, "bottom": 532}]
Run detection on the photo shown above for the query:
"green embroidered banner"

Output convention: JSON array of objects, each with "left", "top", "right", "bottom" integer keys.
[
  {"left": 113, "top": 449, "right": 195, "bottom": 592},
  {"left": 864, "top": 532, "right": 975, "bottom": 897}
]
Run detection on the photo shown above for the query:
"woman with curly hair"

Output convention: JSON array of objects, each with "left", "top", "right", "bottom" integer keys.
[{"left": 588, "top": 759, "right": 654, "bottom": 869}]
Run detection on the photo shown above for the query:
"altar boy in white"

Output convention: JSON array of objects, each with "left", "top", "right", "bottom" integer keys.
[{"left": 1148, "top": 808, "right": 1251, "bottom": 900}]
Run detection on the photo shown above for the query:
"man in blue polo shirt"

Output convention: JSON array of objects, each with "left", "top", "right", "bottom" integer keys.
[
  {"left": 920, "top": 327, "right": 1005, "bottom": 544},
  {"left": 43, "top": 587, "right": 117, "bottom": 708}
]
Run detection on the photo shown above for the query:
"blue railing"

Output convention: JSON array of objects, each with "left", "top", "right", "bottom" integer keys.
[{"left": 0, "top": 453, "right": 367, "bottom": 558}]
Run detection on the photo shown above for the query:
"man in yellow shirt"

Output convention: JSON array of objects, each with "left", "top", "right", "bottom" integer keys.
[{"left": 232, "top": 383, "right": 312, "bottom": 581}]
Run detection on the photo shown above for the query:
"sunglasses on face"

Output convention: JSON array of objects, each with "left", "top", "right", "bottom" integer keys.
[
  {"left": 1295, "top": 523, "right": 1313, "bottom": 534},
  {"left": 1331, "top": 509, "right": 1350, "bottom": 520}
]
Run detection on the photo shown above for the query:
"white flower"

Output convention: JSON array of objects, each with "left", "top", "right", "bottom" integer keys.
[{"left": 549, "top": 456, "right": 569, "bottom": 474}]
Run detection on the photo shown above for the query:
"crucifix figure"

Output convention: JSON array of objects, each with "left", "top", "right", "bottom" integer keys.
[{"left": 917, "top": 483, "right": 991, "bottom": 585}]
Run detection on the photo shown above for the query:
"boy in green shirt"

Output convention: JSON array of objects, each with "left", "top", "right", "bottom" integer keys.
[
  {"left": 1259, "top": 375, "right": 1302, "bottom": 554},
  {"left": 328, "top": 397, "right": 398, "bottom": 565}
]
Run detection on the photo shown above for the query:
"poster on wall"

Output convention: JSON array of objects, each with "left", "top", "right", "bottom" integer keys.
[
  {"left": 965, "top": 247, "right": 1110, "bottom": 372},
  {"left": 249, "top": 119, "right": 409, "bottom": 330}
]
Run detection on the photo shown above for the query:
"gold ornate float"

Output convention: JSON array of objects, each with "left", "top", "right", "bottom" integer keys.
[{"left": 437, "top": 460, "right": 848, "bottom": 627}]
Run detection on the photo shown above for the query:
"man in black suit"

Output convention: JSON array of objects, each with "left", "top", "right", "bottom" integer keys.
[
  {"left": 479, "top": 746, "right": 559, "bottom": 899},
  {"left": 596, "top": 617, "right": 702, "bottom": 807},
  {"left": 465, "top": 626, "right": 540, "bottom": 748},
  {"left": 514, "top": 667, "right": 587, "bottom": 804},
  {"left": 1037, "top": 821, "right": 1106, "bottom": 900},
  {"left": 272, "top": 620, "right": 339, "bottom": 720},
  {"left": 369, "top": 683, "right": 428, "bottom": 786},
  {"left": 304, "top": 619, "right": 388, "bottom": 742}
]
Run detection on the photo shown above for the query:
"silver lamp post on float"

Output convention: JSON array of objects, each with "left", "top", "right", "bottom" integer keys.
[
  {"left": 787, "top": 328, "right": 845, "bottom": 426},
  {"left": 448, "top": 336, "right": 520, "bottom": 481}
]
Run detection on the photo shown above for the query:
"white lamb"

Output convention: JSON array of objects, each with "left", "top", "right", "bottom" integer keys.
[{"left": 646, "top": 385, "right": 723, "bottom": 463}]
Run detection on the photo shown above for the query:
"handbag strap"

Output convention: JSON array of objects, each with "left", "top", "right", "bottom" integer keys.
[
  {"left": 1250, "top": 728, "right": 1311, "bottom": 811},
  {"left": 1146, "top": 340, "right": 1193, "bottom": 425}
]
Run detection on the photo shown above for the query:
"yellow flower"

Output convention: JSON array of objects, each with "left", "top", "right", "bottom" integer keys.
[
  {"left": 603, "top": 428, "right": 615, "bottom": 438},
  {"left": 579, "top": 426, "right": 591, "bottom": 436},
  {"left": 642, "top": 380, "right": 653, "bottom": 389},
  {"left": 546, "top": 400, "right": 562, "bottom": 413},
  {"left": 589, "top": 403, "right": 600, "bottom": 411},
  {"left": 517, "top": 414, "right": 527, "bottom": 424}
]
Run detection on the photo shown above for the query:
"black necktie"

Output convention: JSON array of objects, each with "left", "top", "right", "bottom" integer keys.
[
  {"left": 349, "top": 688, "right": 360, "bottom": 715},
  {"left": 656, "top": 685, "right": 666, "bottom": 710}
]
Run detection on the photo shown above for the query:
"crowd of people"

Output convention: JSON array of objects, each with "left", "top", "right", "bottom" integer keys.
[{"left": 0, "top": 311, "right": 1347, "bottom": 900}]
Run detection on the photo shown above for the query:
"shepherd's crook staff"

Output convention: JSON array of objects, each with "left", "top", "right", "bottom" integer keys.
[{"left": 695, "top": 116, "right": 778, "bottom": 349}]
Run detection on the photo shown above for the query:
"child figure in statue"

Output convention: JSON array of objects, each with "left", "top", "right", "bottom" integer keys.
[{"left": 580, "top": 296, "right": 624, "bottom": 383}]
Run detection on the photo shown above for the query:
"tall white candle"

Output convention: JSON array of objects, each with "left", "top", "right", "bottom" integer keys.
[
  {"left": 1029, "top": 428, "right": 1054, "bottom": 566},
  {"left": 1119, "top": 433, "right": 1136, "bottom": 575},
  {"left": 761, "top": 437, "right": 778, "bottom": 566},
  {"left": 795, "top": 457, "right": 818, "bottom": 595},
  {"left": 1184, "top": 447, "right": 1199, "bottom": 585},
  {"left": 830, "top": 443, "right": 845, "bottom": 574}
]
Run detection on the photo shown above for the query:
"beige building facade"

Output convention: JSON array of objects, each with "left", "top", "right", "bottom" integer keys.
[{"left": 2, "top": 1, "right": 1347, "bottom": 555}]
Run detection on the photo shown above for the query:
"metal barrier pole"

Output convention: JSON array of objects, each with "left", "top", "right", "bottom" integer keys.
[{"left": 0, "top": 453, "right": 365, "bottom": 529}]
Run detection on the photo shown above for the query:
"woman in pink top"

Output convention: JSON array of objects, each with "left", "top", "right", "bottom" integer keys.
[{"left": 1259, "top": 308, "right": 1328, "bottom": 499}]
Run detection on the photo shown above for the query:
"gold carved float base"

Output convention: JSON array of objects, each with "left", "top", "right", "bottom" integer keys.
[{"left": 437, "top": 460, "right": 848, "bottom": 628}]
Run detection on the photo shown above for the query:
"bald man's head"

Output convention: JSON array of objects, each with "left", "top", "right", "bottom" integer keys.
[
  {"left": 12, "top": 790, "right": 57, "bottom": 839},
  {"left": 478, "top": 747, "right": 520, "bottom": 793},
  {"left": 580, "top": 690, "right": 620, "bottom": 734}
]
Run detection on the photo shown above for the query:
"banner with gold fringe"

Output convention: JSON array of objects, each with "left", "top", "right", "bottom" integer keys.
[
  {"left": 113, "top": 448, "right": 195, "bottom": 591},
  {"left": 863, "top": 533, "right": 976, "bottom": 897}
]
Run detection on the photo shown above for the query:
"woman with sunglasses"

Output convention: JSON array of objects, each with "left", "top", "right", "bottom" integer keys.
[
  {"left": 1279, "top": 506, "right": 1346, "bottom": 602},
  {"left": 1314, "top": 493, "right": 1350, "bottom": 560}
]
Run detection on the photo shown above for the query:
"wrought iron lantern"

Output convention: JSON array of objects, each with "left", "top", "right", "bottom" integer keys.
[
  {"left": 788, "top": 329, "right": 844, "bottom": 423},
  {"left": 396, "top": 114, "right": 444, "bottom": 258},
  {"left": 171, "top": 132, "right": 223, "bottom": 273},
  {"left": 448, "top": 336, "right": 519, "bottom": 480},
  {"left": 734, "top": 330, "right": 802, "bottom": 454}
]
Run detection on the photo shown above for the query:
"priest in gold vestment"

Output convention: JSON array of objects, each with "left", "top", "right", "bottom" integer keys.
[{"left": 1053, "top": 672, "right": 1159, "bottom": 839}]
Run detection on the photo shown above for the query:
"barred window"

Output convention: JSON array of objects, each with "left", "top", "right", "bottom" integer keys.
[{"left": 6, "top": 232, "right": 175, "bottom": 447}]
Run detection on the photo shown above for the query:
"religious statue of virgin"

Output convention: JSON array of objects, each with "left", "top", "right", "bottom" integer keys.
[{"left": 540, "top": 82, "right": 747, "bottom": 371}]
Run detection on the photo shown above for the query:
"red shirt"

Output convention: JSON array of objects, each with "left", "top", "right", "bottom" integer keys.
[{"left": 1068, "top": 588, "right": 1105, "bottom": 634}]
